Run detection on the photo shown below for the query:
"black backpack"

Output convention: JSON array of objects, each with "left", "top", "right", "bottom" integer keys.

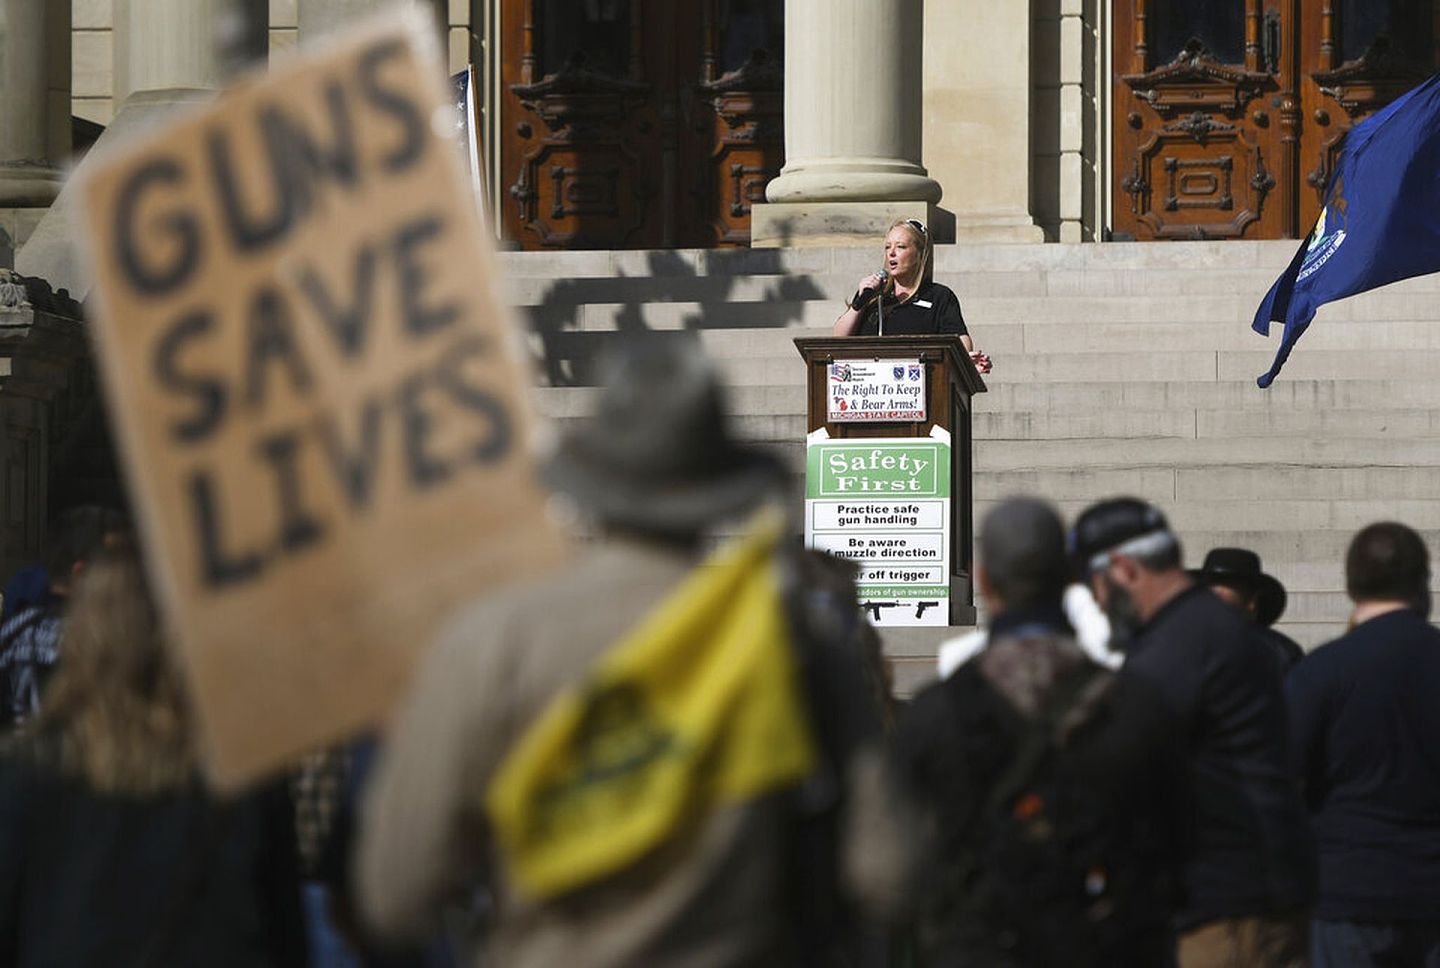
[{"left": 919, "top": 653, "right": 1174, "bottom": 968}]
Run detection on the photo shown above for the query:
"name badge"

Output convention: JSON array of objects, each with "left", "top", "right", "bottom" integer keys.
[{"left": 914, "top": 299, "right": 933, "bottom": 308}]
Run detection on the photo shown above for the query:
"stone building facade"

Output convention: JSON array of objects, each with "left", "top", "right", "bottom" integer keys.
[
  {"left": 0, "top": 0, "right": 1433, "bottom": 575},
  {"left": 4, "top": 1, "right": 1108, "bottom": 259},
  {"left": 11, "top": 1, "right": 1431, "bottom": 257}
]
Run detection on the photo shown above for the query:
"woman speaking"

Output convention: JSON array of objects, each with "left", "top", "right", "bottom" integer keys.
[{"left": 833, "top": 219, "right": 991, "bottom": 373}]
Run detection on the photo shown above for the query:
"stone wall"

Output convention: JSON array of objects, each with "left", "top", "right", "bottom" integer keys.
[
  {"left": 70, "top": 0, "right": 476, "bottom": 125},
  {"left": 1029, "top": 0, "right": 1103, "bottom": 242}
]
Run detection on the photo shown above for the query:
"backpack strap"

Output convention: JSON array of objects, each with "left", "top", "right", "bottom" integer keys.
[{"left": 983, "top": 660, "right": 1106, "bottom": 818}]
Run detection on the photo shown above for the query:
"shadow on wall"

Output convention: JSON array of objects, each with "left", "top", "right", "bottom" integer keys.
[{"left": 526, "top": 245, "right": 825, "bottom": 386}]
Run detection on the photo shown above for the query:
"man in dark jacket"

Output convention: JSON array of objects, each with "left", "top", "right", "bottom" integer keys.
[
  {"left": 1071, "top": 498, "right": 1313, "bottom": 967},
  {"left": 1287, "top": 521, "right": 1440, "bottom": 967},
  {"left": 847, "top": 497, "right": 1180, "bottom": 967},
  {"left": 1189, "top": 547, "right": 1305, "bottom": 672}
]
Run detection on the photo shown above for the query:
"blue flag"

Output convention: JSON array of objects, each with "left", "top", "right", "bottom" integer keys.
[{"left": 1252, "top": 74, "right": 1440, "bottom": 388}]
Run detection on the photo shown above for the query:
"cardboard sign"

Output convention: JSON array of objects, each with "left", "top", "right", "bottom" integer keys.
[
  {"left": 827, "top": 358, "right": 927, "bottom": 423},
  {"left": 804, "top": 432, "right": 951, "bottom": 627},
  {"left": 74, "top": 11, "right": 566, "bottom": 787}
]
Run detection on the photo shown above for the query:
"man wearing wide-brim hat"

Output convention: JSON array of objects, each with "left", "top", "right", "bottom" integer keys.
[
  {"left": 357, "top": 340, "right": 881, "bottom": 968},
  {"left": 1189, "top": 548, "right": 1305, "bottom": 671}
]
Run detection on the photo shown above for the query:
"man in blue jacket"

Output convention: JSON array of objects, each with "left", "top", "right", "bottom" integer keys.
[{"left": 1287, "top": 521, "right": 1440, "bottom": 967}]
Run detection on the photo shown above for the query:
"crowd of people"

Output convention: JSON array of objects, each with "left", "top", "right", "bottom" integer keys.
[{"left": 0, "top": 339, "right": 1437, "bottom": 968}]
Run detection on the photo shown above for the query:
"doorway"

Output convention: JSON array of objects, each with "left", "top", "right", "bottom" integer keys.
[
  {"left": 498, "top": 0, "right": 785, "bottom": 249},
  {"left": 1112, "top": 0, "right": 1438, "bottom": 240}
]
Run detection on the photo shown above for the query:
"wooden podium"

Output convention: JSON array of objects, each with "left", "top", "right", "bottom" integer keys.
[{"left": 794, "top": 335, "right": 986, "bottom": 625}]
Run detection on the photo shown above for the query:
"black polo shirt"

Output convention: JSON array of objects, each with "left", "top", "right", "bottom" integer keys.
[{"left": 855, "top": 280, "right": 968, "bottom": 337}]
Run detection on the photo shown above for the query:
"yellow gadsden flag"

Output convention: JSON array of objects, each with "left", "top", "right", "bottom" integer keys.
[{"left": 485, "top": 514, "right": 816, "bottom": 899}]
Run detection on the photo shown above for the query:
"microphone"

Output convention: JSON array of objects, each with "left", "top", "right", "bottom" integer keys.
[{"left": 852, "top": 269, "right": 890, "bottom": 310}]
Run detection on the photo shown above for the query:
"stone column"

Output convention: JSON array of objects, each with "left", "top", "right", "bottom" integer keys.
[
  {"left": 0, "top": 0, "right": 70, "bottom": 207},
  {"left": 751, "top": 0, "right": 943, "bottom": 247},
  {"left": 17, "top": 0, "right": 267, "bottom": 296},
  {"left": 298, "top": 0, "right": 443, "bottom": 45},
  {"left": 920, "top": 1, "right": 1043, "bottom": 242},
  {"left": 113, "top": 0, "right": 263, "bottom": 100}
]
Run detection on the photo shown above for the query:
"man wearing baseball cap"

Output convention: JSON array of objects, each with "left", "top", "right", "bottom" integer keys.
[{"left": 1071, "top": 498, "right": 1314, "bottom": 967}]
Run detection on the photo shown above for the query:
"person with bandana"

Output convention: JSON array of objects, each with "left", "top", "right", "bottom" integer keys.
[{"left": 1069, "top": 498, "right": 1314, "bottom": 968}]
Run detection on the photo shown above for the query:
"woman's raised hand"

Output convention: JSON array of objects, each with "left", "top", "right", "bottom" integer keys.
[{"left": 855, "top": 271, "right": 886, "bottom": 301}]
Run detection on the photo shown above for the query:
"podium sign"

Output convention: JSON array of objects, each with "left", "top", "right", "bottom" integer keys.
[
  {"left": 826, "top": 358, "right": 927, "bottom": 422},
  {"left": 805, "top": 432, "right": 951, "bottom": 627},
  {"left": 795, "top": 334, "right": 984, "bottom": 628}
]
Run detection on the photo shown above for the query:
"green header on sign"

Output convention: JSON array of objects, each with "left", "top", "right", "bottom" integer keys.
[{"left": 806, "top": 441, "right": 950, "bottom": 499}]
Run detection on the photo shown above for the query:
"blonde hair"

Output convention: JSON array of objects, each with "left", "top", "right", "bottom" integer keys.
[
  {"left": 38, "top": 548, "right": 197, "bottom": 795},
  {"left": 884, "top": 218, "right": 933, "bottom": 303}
]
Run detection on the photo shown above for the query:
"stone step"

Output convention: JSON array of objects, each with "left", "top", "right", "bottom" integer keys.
[
  {"left": 516, "top": 288, "right": 1438, "bottom": 337},
  {"left": 1013, "top": 319, "right": 1440, "bottom": 354},
  {"left": 603, "top": 406, "right": 1440, "bottom": 444},
  {"left": 528, "top": 331, "right": 1440, "bottom": 386},
  {"left": 521, "top": 298, "right": 841, "bottom": 334},
  {"left": 540, "top": 317, "right": 1440, "bottom": 358},
  {"left": 971, "top": 435, "right": 1440, "bottom": 469},
  {"left": 532, "top": 379, "right": 1440, "bottom": 417},
  {"left": 976, "top": 378, "right": 1440, "bottom": 412},
  {"left": 1165, "top": 528, "right": 1440, "bottom": 566},
  {"left": 506, "top": 272, "right": 834, "bottom": 308},
  {"left": 1275, "top": 624, "right": 1349, "bottom": 651},
  {"left": 689, "top": 399, "right": 1440, "bottom": 443},
  {"left": 504, "top": 266, "right": 1440, "bottom": 309},
  {"left": 497, "top": 239, "right": 1308, "bottom": 281},
  {"left": 530, "top": 419, "right": 1440, "bottom": 479},
  {"left": 975, "top": 464, "right": 1440, "bottom": 502},
  {"left": 980, "top": 408, "right": 1440, "bottom": 441},
  {"left": 961, "top": 292, "right": 1436, "bottom": 325},
  {"left": 975, "top": 498, "right": 1440, "bottom": 536}
]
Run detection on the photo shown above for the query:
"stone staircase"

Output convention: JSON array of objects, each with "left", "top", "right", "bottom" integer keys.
[{"left": 501, "top": 240, "right": 1440, "bottom": 693}]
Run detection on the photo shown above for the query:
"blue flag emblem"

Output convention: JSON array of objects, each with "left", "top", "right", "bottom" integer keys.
[{"left": 1252, "top": 73, "right": 1440, "bottom": 387}]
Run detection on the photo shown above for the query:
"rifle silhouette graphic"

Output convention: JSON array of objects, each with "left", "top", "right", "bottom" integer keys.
[{"left": 862, "top": 601, "right": 899, "bottom": 623}]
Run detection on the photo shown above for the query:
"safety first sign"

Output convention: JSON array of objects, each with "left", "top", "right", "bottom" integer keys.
[{"left": 804, "top": 430, "right": 951, "bottom": 627}]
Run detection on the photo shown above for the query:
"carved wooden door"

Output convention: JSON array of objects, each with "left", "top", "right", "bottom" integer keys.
[
  {"left": 499, "top": 0, "right": 784, "bottom": 250},
  {"left": 1295, "top": 2, "right": 1438, "bottom": 233},
  {"left": 1112, "top": 0, "right": 1438, "bottom": 241}
]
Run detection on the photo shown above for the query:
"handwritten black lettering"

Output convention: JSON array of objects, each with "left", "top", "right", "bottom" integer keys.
[
  {"left": 245, "top": 288, "right": 314, "bottom": 410},
  {"left": 393, "top": 216, "right": 458, "bottom": 338},
  {"left": 438, "top": 339, "right": 511, "bottom": 464},
  {"left": 262, "top": 80, "right": 359, "bottom": 192},
  {"left": 153, "top": 310, "right": 227, "bottom": 443},
  {"left": 257, "top": 431, "right": 326, "bottom": 554},
  {"left": 209, "top": 126, "right": 298, "bottom": 252},
  {"left": 357, "top": 39, "right": 426, "bottom": 174},
  {"left": 399, "top": 371, "right": 452, "bottom": 488},
  {"left": 114, "top": 159, "right": 201, "bottom": 295},
  {"left": 189, "top": 469, "right": 265, "bottom": 588},
  {"left": 316, "top": 396, "right": 384, "bottom": 511},
  {"left": 298, "top": 242, "right": 378, "bottom": 357}
]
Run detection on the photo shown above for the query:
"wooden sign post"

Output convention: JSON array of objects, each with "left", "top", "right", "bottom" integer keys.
[{"left": 75, "top": 10, "right": 566, "bottom": 787}]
